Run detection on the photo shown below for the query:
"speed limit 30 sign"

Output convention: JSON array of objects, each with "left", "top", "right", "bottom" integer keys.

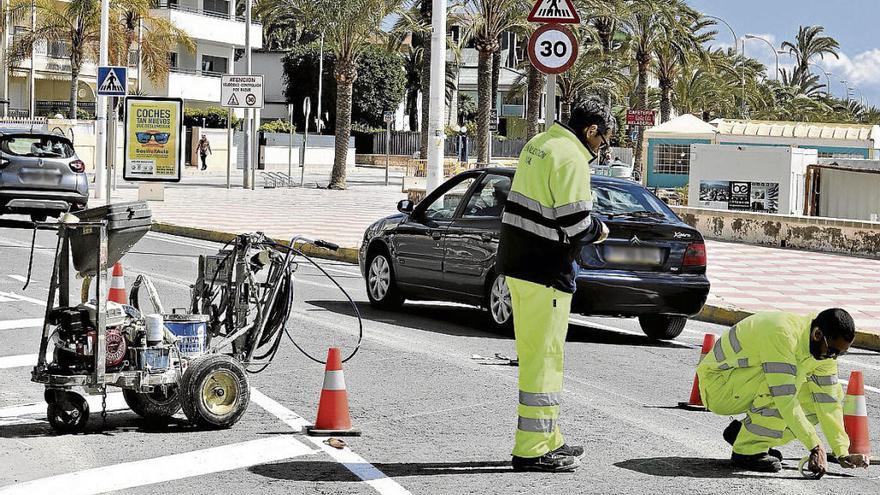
[{"left": 528, "top": 23, "right": 578, "bottom": 75}]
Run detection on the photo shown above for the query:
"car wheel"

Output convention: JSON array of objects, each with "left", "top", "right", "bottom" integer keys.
[
  {"left": 638, "top": 315, "right": 687, "bottom": 340},
  {"left": 365, "top": 251, "right": 404, "bottom": 309},
  {"left": 486, "top": 273, "right": 513, "bottom": 331}
]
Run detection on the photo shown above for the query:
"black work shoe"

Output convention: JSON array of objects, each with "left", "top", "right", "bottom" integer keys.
[
  {"left": 768, "top": 448, "right": 783, "bottom": 461},
  {"left": 723, "top": 419, "right": 742, "bottom": 445},
  {"left": 512, "top": 451, "right": 580, "bottom": 472},
  {"left": 731, "top": 452, "right": 782, "bottom": 473},
  {"left": 553, "top": 444, "right": 585, "bottom": 458}
]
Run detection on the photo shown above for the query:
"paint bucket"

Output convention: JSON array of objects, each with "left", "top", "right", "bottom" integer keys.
[
  {"left": 145, "top": 314, "right": 164, "bottom": 347},
  {"left": 164, "top": 314, "right": 208, "bottom": 357}
]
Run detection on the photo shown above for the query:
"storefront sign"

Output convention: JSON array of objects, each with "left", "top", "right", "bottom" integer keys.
[
  {"left": 123, "top": 96, "right": 184, "bottom": 182},
  {"left": 698, "top": 180, "right": 779, "bottom": 213}
]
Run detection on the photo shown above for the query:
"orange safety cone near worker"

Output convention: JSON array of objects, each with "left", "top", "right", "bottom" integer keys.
[
  {"left": 843, "top": 371, "right": 871, "bottom": 458},
  {"left": 307, "top": 347, "right": 361, "bottom": 436},
  {"left": 696, "top": 309, "right": 870, "bottom": 475},
  {"left": 108, "top": 262, "right": 127, "bottom": 305},
  {"left": 679, "top": 334, "right": 716, "bottom": 410}
]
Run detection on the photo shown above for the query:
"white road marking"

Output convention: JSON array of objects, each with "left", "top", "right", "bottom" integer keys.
[
  {"left": 0, "top": 353, "right": 40, "bottom": 369},
  {"left": 250, "top": 388, "right": 413, "bottom": 495},
  {"left": 8, "top": 275, "right": 27, "bottom": 283},
  {"left": 144, "top": 232, "right": 220, "bottom": 250},
  {"left": 839, "top": 357, "right": 880, "bottom": 372},
  {"left": 840, "top": 379, "right": 880, "bottom": 395},
  {"left": 0, "top": 436, "right": 315, "bottom": 495},
  {"left": 0, "top": 318, "right": 44, "bottom": 331},
  {"left": 0, "top": 393, "right": 128, "bottom": 427},
  {"left": 0, "top": 291, "right": 47, "bottom": 306}
]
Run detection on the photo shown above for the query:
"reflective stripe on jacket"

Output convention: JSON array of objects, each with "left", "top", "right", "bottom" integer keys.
[
  {"left": 497, "top": 123, "right": 603, "bottom": 292},
  {"left": 697, "top": 312, "right": 849, "bottom": 454}
]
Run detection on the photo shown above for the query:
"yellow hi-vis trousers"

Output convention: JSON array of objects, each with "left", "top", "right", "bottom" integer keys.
[
  {"left": 699, "top": 366, "right": 831, "bottom": 455},
  {"left": 508, "top": 276, "right": 570, "bottom": 458}
]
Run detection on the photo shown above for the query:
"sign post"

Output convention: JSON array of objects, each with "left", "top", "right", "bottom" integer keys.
[
  {"left": 527, "top": 0, "right": 579, "bottom": 131},
  {"left": 97, "top": 66, "right": 127, "bottom": 204},
  {"left": 287, "top": 103, "right": 294, "bottom": 180},
  {"left": 122, "top": 96, "right": 184, "bottom": 202},
  {"left": 226, "top": 108, "right": 233, "bottom": 189},
  {"left": 301, "top": 97, "right": 311, "bottom": 187},
  {"left": 221, "top": 74, "right": 264, "bottom": 189},
  {"left": 383, "top": 110, "right": 393, "bottom": 186}
]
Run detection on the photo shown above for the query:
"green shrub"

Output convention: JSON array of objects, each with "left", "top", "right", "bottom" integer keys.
[
  {"left": 184, "top": 106, "right": 239, "bottom": 128},
  {"left": 259, "top": 119, "right": 296, "bottom": 133}
]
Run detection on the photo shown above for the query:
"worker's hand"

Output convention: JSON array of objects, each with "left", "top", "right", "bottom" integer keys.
[
  {"left": 594, "top": 221, "right": 610, "bottom": 244},
  {"left": 809, "top": 444, "right": 828, "bottom": 475},
  {"left": 838, "top": 454, "right": 870, "bottom": 469}
]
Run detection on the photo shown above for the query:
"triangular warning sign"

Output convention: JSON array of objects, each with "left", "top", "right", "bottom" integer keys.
[
  {"left": 527, "top": 0, "right": 580, "bottom": 24},
  {"left": 227, "top": 93, "right": 240, "bottom": 106},
  {"left": 99, "top": 68, "right": 125, "bottom": 93}
]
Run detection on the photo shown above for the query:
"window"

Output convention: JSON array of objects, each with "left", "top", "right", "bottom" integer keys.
[
  {"left": 817, "top": 151, "right": 865, "bottom": 160},
  {"left": 462, "top": 174, "right": 510, "bottom": 218},
  {"left": 1, "top": 135, "right": 74, "bottom": 158},
  {"left": 169, "top": 52, "right": 179, "bottom": 69},
  {"left": 591, "top": 182, "right": 673, "bottom": 219},
  {"left": 653, "top": 143, "right": 691, "bottom": 175},
  {"left": 423, "top": 177, "right": 477, "bottom": 220},
  {"left": 201, "top": 55, "right": 228, "bottom": 75},
  {"left": 203, "top": 0, "right": 229, "bottom": 16}
]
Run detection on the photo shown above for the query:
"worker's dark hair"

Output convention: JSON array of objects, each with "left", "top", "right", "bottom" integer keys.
[
  {"left": 567, "top": 100, "right": 616, "bottom": 135},
  {"left": 813, "top": 308, "right": 855, "bottom": 342}
]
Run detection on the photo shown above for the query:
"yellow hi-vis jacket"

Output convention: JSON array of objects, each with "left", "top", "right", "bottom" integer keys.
[{"left": 697, "top": 312, "right": 849, "bottom": 455}]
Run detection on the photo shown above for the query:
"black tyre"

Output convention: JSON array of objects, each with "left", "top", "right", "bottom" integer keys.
[
  {"left": 638, "top": 315, "right": 687, "bottom": 340},
  {"left": 180, "top": 354, "right": 249, "bottom": 429},
  {"left": 485, "top": 273, "right": 513, "bottom": 331},
  {"left": 365, "top": 251, "right": 404, "bottom": 310},
  {"left": 123, "top": 386, "right": 181, "bottom": 420},
  {"left": 47, "top": 392, "right": 89, "bottom": 434}
]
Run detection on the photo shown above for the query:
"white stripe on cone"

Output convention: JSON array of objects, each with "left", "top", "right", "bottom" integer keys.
[
  {"left": 844, "top": 394, "right": 868, "bottom": 417},
  {"left": 322, "top": 370, "right": 346, "bottom": 391}
]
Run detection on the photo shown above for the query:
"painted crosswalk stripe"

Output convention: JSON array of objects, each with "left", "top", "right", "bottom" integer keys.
[
  {"left": 251, "top": 388, "right": 413, "bottom": 495},
  {"left": 0, "top": 393, "right": 128, "bottom": 427},
  {"left": 0, "top": 353, "right": 39, "bottom": 369},
  {"left": 0, "top": 318, "right": 44, "bottom": 331},
  {"left": 0, "top": 291, "right": 46, "bottom": 306},
  {"left": 0, "top": 436, "right": 315, "bottom": 495},
  {"left": 7, "top": 275, "right": 27, "bottom": 283}
]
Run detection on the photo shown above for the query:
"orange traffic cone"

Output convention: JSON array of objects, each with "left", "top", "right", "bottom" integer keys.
[
  {"left": 678, "top": 333, "right": 716, "bottom": 411},
  {"left": 307, "top": 347, "right": 361, "bottom": 436},
  {"left": 108, "top": 262, "right": 127, "bottom": 305},
  {"left": 844, "top": 370, "right": 870, "bottom": 457}
]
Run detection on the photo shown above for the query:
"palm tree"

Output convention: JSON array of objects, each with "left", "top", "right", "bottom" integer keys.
[
  {"left": 285, "top": 0, "right": 405, "bottom": 189},
  {"left": 254, "top": 0, "right": 318, "bottom": 49},
  {"left": 781, "top": 25, "right": 839, "bottom": 87},
  {"left": 652, "top": 11, "right": 712, "bottom": 123},
  {"left": 556, "top": 41, "right": 627, "bottom": 122},
  {"left": 460, "top": 0, "right": 526, "bottom": 164}
]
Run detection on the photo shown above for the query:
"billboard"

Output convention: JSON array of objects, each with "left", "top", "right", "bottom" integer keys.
[
  {"left": 699, "top": 180, "right": 779, "bottom": 213},
  {"left": 123, "top": 96, "right": 183, "bottom": 182}
]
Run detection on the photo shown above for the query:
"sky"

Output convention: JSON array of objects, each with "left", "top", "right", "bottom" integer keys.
[{"left": 687, "top": 0, "right": 880, "bottom": 107}]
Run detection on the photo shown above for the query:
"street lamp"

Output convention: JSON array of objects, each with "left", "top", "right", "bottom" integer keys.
[
  {"left": 744, "top": 34, "right": 779, "bottom": 81},
  {"left": 808, "top": 63, "right": 832, "bottom": 97},
  {"left": 841, "top": 79, "right": 851, "bottom": 102},
  {"left": 704, "top": 14, "right": 745, "bottom": 119}
]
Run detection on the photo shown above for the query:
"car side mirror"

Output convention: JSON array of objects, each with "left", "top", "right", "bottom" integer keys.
[{"left": 397, "top": 199, "right": 415, "bottom": 214}]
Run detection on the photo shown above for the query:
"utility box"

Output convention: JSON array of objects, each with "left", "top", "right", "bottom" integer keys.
[{"left": 688, "top": 144, "right": 816, "bottom": 215}]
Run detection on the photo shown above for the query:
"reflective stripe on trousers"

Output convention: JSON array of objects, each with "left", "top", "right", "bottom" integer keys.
[{"left": 508, "top": 276, "right": 570, "bottom": 458}]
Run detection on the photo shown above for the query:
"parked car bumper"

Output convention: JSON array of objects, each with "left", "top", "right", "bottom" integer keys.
[
  {"left": 572, "top": 270, "right": 710, "bottom": 317},
  {"left": 0, "top": 188, "right": 89, "bottom": 213}
]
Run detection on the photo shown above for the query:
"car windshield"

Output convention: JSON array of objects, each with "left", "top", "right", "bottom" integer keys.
[
  {"left": 0, "top": 135, "right": 75, "bottom": 158},
  {"left": 591, "top": 181, "right": 673, "bottom": 219}
]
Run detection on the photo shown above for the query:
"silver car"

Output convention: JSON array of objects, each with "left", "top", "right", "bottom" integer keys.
[{"left": 0, "top": 130, "right": 89, "bottom": 221}]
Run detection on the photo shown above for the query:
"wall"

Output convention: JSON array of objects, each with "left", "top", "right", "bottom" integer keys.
[
  {"left": 261, "top": 132, "right": 355, "bottom": 167},
  {"left": 673, "top": 206, "right": 880, "bottom": 257},
  {"left": 819, "top": 168, "right": 880, "bottom": 221},
  {"left": 647, "top": 137, "right": 712, "bottom": 188},
  {"left": 190, "top": 127, "right": 234, "bottom": 169}
]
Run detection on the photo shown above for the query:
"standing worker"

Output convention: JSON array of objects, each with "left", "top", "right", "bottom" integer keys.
[
  {"left": 198, "top": 134, "right": 212, "bottom": 171},
  {"left": 498, "top": 102, "right": 611, "bottom": 472},
  {"left": 697, "top": 309, "right": 870, "bottom": 474}
]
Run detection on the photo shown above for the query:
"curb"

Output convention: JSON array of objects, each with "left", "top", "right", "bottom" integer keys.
[
  {"left": 150, "top": 222, "right": 360, "bottom": 265},
  {"left": 695, "top": 303, "right": 880, "bottom": 352}
]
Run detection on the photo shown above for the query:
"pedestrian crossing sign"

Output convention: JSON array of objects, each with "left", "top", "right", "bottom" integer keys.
[
  {"left": 97, "top": 66, "right": 128, "bottom": 96},
  {"left": 527, "top": 0, "right": 580, "bottom": 24}
]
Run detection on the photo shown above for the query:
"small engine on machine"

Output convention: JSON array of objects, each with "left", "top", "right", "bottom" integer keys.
[{"left": 47, "top": 301, "right": 170, "bottom": 375}]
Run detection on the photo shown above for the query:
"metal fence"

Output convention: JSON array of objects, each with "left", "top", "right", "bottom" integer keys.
[{"left": 366, "top": 131, "right": 526, "bottom": 158}]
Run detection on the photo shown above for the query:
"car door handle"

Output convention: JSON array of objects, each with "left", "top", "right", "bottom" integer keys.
[
  {"left": 480, "top": 233, "right": 494, "bottom": 242},
  {"left": 431, "top": 232, "right": 442, "bottom": 240}
]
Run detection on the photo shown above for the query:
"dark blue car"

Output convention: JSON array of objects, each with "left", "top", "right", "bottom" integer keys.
[{"left": 359, "top": 167, "right": 710, "bottom": 340}]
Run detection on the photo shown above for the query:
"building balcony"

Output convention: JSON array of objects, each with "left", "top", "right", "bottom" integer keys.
[
  {"left": 501, "top": 104, "right": 525, "bottom": 118},
  {"left": 150, "top": 3, "right": 262, "bottom": 48},
  {"left": 143, "top": 67, "right": 224, "bottom": 103}
]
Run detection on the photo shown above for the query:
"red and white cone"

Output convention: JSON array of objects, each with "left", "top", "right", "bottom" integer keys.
[
  {"left": 306, "top": 347, "right": 361, "bottom": 436},
  {"left": 843, "top": 370, "right": 870, "bottom": 457},
  {"left": 108, "top": 262, "right": 127, "bottom": 305},
  {"left": 678, "top": 333, "right": 716, "bottom": 411}
]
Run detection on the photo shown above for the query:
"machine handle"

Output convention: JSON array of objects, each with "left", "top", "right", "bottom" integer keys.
[{"left": 314, "top": 240, "right": 339, "bottom": 251}]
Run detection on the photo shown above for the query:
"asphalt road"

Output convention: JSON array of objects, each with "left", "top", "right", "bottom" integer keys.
[{"left": 1, "top": 217, "right": 880, "bottom": 494}]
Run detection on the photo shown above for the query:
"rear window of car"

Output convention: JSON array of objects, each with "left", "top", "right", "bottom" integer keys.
[
  {"left": 591, "top": 181, "right": 675, "bottom": 219},
  {"left": 0, "top": 135, "right": 75, "bottom": 158}
]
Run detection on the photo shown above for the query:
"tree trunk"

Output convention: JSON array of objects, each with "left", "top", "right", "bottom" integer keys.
[
  {"left": 447, "top": 62, "right": 459, "bottom": 126},
  {"left": 633, "top": 55, "right": 650, "bottom": 183},
  {"left": 406, "top": 88, "right": 419, "bottom": 131},
  {"left": 560, "top": 97, "right": 572, "bottom": 124},
  {"left": 476, "top": 48, "right": 492, "bottom": 165},
  {"left": 69, "top": 63, "right": 80, "bottom": 119},
  {"left": 491, "top": 44, "right": 500, "bottom": 112},
  {"left": 659, "top": 79, "right": 672, "bottom": 123},
  {"left": 526, "top": 64, "right": 542, "bottom": 140},
  {"left": 330, "top": 61, "right": 357, "bottom": 190},
  {"left": 419, "top": 0, "right": 431, "bottom": 160}
]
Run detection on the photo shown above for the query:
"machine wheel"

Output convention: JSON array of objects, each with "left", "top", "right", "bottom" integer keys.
[
  {"left": 180, "top": 354, "right": 249, "bottom": 429},
  {"left": 123, "top": 386, "right": 181, "bottom": 421},
  {"left": 46, "top": 392, "right": 90, "bottom": 434},
  {"left": 485, "top": 273, "right": 513, "bottom": 331},
  {"left": 638, "top": 315, "right": 687, "bottom": 340},
  {"left": 365, "top": 251, "right": 404, "bottom": 310}
]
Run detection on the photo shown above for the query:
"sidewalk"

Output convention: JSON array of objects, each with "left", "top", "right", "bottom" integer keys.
[{"left": 109, "top": 166, "right": 880, "bottom": 340}]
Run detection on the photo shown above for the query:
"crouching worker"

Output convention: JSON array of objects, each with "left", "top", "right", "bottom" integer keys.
[{"left": 697, "top": 309, "right": 870, "bottom": 475}]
